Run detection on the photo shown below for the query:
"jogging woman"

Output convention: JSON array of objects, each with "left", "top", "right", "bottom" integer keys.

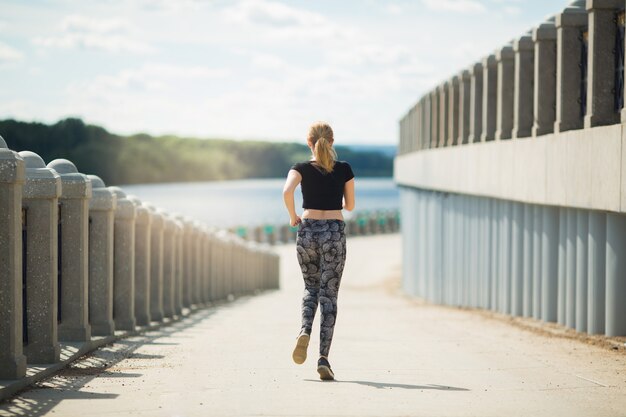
[{"left": 282, "top": 121, "right": 356, "bottom": 381}]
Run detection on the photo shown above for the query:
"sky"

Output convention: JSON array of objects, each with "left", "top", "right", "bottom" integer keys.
[{"left": 0, "top": 0, "right": 562, "bottom": 145}]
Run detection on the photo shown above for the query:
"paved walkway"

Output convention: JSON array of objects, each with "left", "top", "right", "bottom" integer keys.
[{"left": 1, "top": 234, "right": 625, "bottom": 417}]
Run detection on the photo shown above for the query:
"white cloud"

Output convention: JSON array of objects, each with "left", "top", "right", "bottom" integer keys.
[
  {"left": 0, "top": 42, "right": 23, "bottom": 63},
  {"left": 33, "top": 14, "right": 155, "bottom": 54},
  {"left": 422, "top": 0, "right": 486, "bottom": 13},
  {"left": 383, "top": 4, "right": 404, "bottom": 15},
  {"left": 503, "top": 6, "right": 522, "bottom": 15},
  {"left": 222, "top": 0, "right": 354, "bottom": 41},
  {"left": 69, "top": 63, "right": 230, "bottom": 96}
]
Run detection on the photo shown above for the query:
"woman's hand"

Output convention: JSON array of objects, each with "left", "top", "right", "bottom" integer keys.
[{"left": 290, "top": 215, "right": 302, "bottom": 227}]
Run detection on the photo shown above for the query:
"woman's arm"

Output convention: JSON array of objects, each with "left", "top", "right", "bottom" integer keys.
[
  {"left": 343, "top": 178, "right": 355, "bottom": 211},
  {"left": 283, "top": 169, "right": 302, "bottom": 226}
]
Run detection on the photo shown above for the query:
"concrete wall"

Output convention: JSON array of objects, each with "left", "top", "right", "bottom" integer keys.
[
  {"left": 396, "top": 0, "right": 626, "bottom": 337},
  {"left": 400, "top": 188, "right": 626, "bottom": 337},
  {"left": 395, "top": 124, "right": 624, "bottom": 213},
  {"left": 0, "top": 141, "right": 280, "bottom": 380}
]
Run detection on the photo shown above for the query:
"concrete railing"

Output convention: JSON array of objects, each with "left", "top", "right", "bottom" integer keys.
[
  {"left": 396, "top": 0, "right": 626, "bottom": 337},
  {"left": 232, "top": 209, "right": 401, "bottom": 245},
  {"left": 0, "top": 139, "right": 280, "bottom": 381},
  {"left": 399, "top": 0, "right": 626, "bottom": 153}
]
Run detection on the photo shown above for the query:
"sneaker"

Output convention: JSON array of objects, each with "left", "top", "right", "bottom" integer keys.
[
  {"left": 292, "top": 330, "right": 310, "bottom": 364},
  {"left": 317, "top": 356, "right": 335, "bottom": 381}
]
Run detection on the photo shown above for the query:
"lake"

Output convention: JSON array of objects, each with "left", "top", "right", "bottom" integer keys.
[{"left": 121, "top": 177, "right": 399, "bottom": 228}]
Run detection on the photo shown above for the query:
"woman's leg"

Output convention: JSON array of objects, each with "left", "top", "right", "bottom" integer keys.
[
  {"left": 296, "top": 228, "right": 320, "bottom": 335},
  {"left": 318, "top": 222, "right": 347, "bottom": 357}
]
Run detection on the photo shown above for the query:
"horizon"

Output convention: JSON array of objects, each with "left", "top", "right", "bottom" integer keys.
[{"left": 1, "top": 0, "right": 559, "bottom": 145}]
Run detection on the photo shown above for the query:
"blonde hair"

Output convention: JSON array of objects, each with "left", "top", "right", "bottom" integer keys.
[{"left": 307, "top": 121, "right": 337, "bottom": 173}]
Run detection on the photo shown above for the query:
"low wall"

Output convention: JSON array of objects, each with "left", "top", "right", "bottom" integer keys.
[
  {"left": 233, "top": 210, "right": 401, "bottom": 245},
  {"left": 395, "top": 123, "right": 626, "bottom": 212},
  {"left": 0, "top": 137, "right": 280, "bottom": 385}
]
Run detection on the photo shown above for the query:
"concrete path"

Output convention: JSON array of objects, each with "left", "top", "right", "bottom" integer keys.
[{"left": 1, "top": 234, "right": 625, "bottom": 417}]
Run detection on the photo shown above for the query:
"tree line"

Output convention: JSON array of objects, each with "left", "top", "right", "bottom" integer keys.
[{"left": 0, "top": 118, "right": 394, "bottom": 186}]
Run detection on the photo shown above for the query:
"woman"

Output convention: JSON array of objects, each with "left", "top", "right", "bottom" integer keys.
[{"left": 282, "top": 121, "right": 355, "bottom": 381}]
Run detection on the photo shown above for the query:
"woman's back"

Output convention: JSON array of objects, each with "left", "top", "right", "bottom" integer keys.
[{"left": 291, "top": 160, "right": 354, "bottom": 211}]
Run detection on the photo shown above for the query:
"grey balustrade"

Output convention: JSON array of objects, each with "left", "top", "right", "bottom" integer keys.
[
  {"left": 109, "top": 186, "right": 137, "bottom": 331},
  {"left": 0, "top": 137, "right": 27, "bottom": 379},
  {"left": 47, "top": 159, "right": 92, "bottom": 342},
  {"left": 87, "top": 175, "right": 117, "bottom": 336},
  {"left": 20, "top": 152, "right": 62, "bottom": 363}
]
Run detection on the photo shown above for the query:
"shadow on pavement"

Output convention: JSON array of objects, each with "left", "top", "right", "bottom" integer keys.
[
  {"left": 305, "top": 379, "right": 470, "bottom": 391},
  {"left": 0, "top": 294, "right": 268, "bottom": 417}
]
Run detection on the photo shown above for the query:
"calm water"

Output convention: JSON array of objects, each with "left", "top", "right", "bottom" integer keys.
[{"left": 121, "top": 178, "right": 399, "bottom": 228}]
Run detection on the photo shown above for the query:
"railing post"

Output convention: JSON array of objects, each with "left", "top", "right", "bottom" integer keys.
[
  {"left": 481, "top": 55, "right": 498, "bottom": 141},
  {"left": 438, "top": 83, "right": 449, "bottom": 147},
  {"left": 513, "top": 33, "right": 535, "bottom": 139},
  {"left": 532, "top": 17, "right": 558, "bottom": 136},
  {"left": 47, "top": 159, "right": 92, "bottom": 342},
  {"left": 162, "top": 215, "right": 176, "bottom": 318},
  {"left": 584, "top": 0, "right": 623, "bottom": 128},
  {"left": 127, "top": 196, "right": 151, "bottom": 326},
  {"left": 19, "top": 151, "right": 61, "bottom": 364},
  {"left": 587, "top": 211, "right": 606, "bottom": 334},
  {"left": 145, "top": 205, "right": 164, "bottom": 321},
  {"left": 0, "top": 137, "right": 27, "bottom": 379},
  {"left": 496, "top": 45, "right": 515, "bottom": 140},
  {"left": 202, "top": 227, "right": 212, "bottom": 301},
  {"left": 469, "top": 63, "right": 484, "bottom": 143},
  {"left": 458, "top": 70, "right": 471, "bottom": 144},
  {"left": 447, "top": 76, "right": 460, "bottom": 146},
  {"left": 605, "top": 212, "right": 626, "bottom": 336},
  {"left": 192, "top": 221, "right": 203, "bottom": 305},
  {"left": 422, "top": 95, "right": 431, "bottom": 149},
  {"left": 430, "top": 90, "right": 439, "bottom": 147},
  {"left": 173, "top": 218, "right": 184, "bottom": 314},
  {"left": 414, "top": 102, "right": 421, "bottom": 151},
  {"left": 108, "top": 187, "right": 137, "bottom": 331},
  {"left": 555, "top": 2, "right": 588, "bottom": 133},
  {"left": 86, "top": 176, "right": 117, "bottom": 336},
  {"left": 182, "top": 218, "right": 193, "bottom": 308}
]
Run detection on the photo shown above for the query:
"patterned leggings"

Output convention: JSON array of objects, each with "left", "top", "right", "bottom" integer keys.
[{"left": 296, "top": 218, "right": 347, "bottom": 358}]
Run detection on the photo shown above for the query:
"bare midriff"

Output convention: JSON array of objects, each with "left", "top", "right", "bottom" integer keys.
[{"left": 302, "top": 208, "right": 344, "bottom": 221}]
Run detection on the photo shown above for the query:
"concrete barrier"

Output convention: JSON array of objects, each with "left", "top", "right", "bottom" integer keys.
[
  {"left": 397, "top": 0, "right": 626, "bottom": 337},
  {"left": 128, "top": 195, "right": 151, "bottom": 326},
  {"left": 0, "top": 137, "right": 27, "bottom": 379},
  {"left": 109, "top": 187, "right": 137, "bottom": 331},
  {"left": 0, "top": 143, "right": 281, "bottom": 386},
  {"left": 47, "top": 159, "right": 92, "bottom": 342},
  {"left": 87, "top": 176, "right": 116, "bottom": 336},
  {"left": 19, "top": 151, "right": 61, "bottom": 363},
  {"left": 238, "top": 210, "right": 400, "bottom": 245}
]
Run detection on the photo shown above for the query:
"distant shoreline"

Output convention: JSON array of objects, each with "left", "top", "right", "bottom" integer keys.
[{"left": 0, "top": 118, "right": 395, "bottom": 186}]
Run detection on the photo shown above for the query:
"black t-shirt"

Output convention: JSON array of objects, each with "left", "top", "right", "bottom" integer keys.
[{"left": 290, "top": 160, "right": 355, "bottom": 210}]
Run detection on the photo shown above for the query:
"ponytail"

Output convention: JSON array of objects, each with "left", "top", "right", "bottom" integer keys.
[
  {"left": 313, "top": 136, "right": 337, "bottom": 173},
  {"left": 308, "top": 121, "right": 337, "bottom": 173}
]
